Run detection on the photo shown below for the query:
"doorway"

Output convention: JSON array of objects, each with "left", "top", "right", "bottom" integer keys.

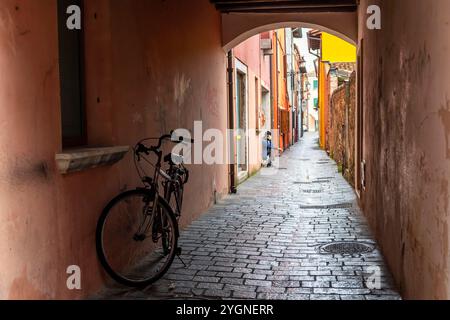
[{"left": 235, "top": 60, "right": 249, "bottom": 183}]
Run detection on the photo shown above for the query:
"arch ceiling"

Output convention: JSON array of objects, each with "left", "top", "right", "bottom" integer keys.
[{"left": 209, "top": 0, "right": 358, "bottom": 51}]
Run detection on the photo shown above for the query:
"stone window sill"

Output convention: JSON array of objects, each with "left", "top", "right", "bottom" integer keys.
[{"left": 56, "top": 146, "right": 130, "bottom": 174}]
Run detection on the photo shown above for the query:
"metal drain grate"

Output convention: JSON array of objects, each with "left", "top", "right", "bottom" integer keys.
[
  {"left": 301, "top": 189, "right": 322, "bottom": 194},
  {"left": 319, "top": 241, "right": 375, "bottom": 255},
  {"left": 299, "top": 202, "right": 353, "bottom": 209},
  {"left": 312, "top": 180, "right": 331, "bottom": 184},
  {"left": 294, "top": 180, "right": 330, "bottom": 185}
]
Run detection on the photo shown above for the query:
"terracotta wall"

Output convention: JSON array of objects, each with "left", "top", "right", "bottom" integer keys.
[
  {"left": 0, "top": 0, "right": 62, "bottom": 300},
  {"left": 347, "top": 73, "right": 356, "bottom": 186},
  {"left": 271, "top": 34, "right": 280, "bottom": 147},
  {"left": 328, "top": 72, "right": 356, "bottom": 186},
  {"left": 274, "top": 29, "right": 289, "bottom": 150},
  {"left": 329, "top": 83, "right": 347, "bottom": 165},
  {"left": 358, "top": 0, "right": 450, "bottom": 299},
  {"left": 0, "top": 0, "right": 227, "bottom": 299}
]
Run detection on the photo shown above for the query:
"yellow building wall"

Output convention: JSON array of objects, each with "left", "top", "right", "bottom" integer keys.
[
  {"left": 319, "top": 61, "right": 327, "bottom": 148},
  {"left": 318, "top": 33, "right": 356, "bottom": 148},
  {"left": 321, "top": 33, "right": 357, "bottom": 63}
]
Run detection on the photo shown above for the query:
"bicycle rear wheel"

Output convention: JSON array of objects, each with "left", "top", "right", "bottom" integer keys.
[{"left": 96, "top": 189, "right": 178, "bottom": 287}]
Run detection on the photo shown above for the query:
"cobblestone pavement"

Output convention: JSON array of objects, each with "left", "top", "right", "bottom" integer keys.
[{"left": 96, "top": 132, "right": 401, "bottom": 300}]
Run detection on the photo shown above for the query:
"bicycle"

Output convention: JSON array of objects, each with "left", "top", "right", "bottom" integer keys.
[{"left": 96, "top": 132, "right": 192, "bottom": 287}]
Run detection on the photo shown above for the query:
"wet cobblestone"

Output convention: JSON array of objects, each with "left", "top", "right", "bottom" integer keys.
[{"left": 95, "top": 132, "right": 401, "bottom": 300}]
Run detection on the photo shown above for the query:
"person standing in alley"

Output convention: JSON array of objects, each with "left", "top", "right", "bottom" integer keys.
[{"left": 262, "top": 131, "right": 274, "bottom": 167}]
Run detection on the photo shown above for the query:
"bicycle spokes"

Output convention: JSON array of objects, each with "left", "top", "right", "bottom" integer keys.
[{"left": 98, "top": 191, "right": 177, "bottom": 285}]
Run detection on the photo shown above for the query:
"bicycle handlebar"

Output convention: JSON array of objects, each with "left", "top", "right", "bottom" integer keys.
[
  {"left": 171, "top": 133, "right": 195, "bottom": 145},
  {"left": 152, "top": 132, "right": 194, "bottom": 150},
  {"left": 135, "top": 132, "right": 194, "bottom": 161}
]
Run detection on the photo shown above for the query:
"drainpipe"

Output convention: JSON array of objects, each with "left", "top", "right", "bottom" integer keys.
[
  {"left": 344, "top": 79, "right": 351, "bottom": 175},
  {"left": 227, "top": 51, "right": 237, "bottom": 194}
]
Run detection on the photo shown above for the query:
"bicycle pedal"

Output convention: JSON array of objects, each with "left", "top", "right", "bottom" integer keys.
[{"left": 175, "top": 247, "right": 182, "bottom": 255}]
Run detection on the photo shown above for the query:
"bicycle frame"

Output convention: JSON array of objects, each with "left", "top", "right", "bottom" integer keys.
[
  {"left": 135, "top": 133, "right": 190, "bottom": 220},
  {"left": 163, "top": 169, "right": 184, "bottom": 218}
]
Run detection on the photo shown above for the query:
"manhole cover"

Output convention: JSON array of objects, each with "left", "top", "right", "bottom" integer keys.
[{"left": 319, "top": 241, "right": 375, "bottom": 255}]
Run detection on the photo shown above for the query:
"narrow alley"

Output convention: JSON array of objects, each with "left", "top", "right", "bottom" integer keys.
[
  {"left": 96, "top": 133, "right": 400, "bottom": 300},
  {"left": 1, "top": 0, "right": 449, "bottom": 303}
]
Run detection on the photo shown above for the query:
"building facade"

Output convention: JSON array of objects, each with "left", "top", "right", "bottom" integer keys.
[
  {"left": 308, "top": 30, "right": 356, "bottom": 150},
  {"left": 233, "top": 33, "right": 272, "bottom": 182}
]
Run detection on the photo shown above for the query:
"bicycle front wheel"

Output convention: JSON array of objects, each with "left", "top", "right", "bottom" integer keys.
[{"left": 96, "top": 189, "right": 178, "bottom": 287}]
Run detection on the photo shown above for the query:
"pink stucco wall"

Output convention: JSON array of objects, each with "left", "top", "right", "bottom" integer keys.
[
  {"left": 260, "top": 32, "right": 272, "bottom": 89},
  {"left": 0, "top": 0, "right": 227, "bottom": 299},
  {"left": 234, "top": 35, "right": 261, "bottom": 77},
  {"left": 234, "top": 33, "right": 271, "bottom": 88},
  {"left": 233, "top": 34, "right": 272, "bottom": 176},
  {"left": 358, "top": 0, "right": 450, "bottom": 299}
]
